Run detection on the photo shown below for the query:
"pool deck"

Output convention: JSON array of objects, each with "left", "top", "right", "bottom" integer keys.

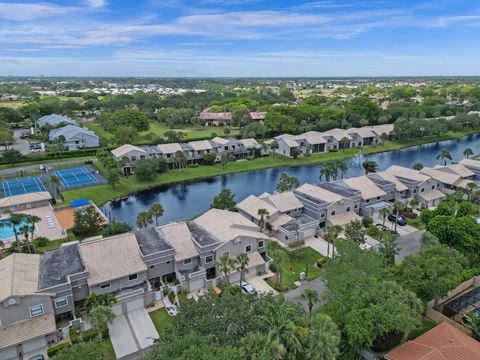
[{"left": 0, "top": 206, "right": 66, "bottom": 248}]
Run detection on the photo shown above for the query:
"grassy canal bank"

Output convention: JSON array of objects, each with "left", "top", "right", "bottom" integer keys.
[{"left": 62, "top": 130, "right": 479, "bottom": 206}]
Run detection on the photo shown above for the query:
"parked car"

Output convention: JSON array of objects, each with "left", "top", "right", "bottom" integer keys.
[
  {"left": 241, "top": 282, "right": 257, "bottom": 295},
  {"left": 166, "top": 305, "right": 179, "bottom": 316},
  {"left": 388, "top": 214, "right": 406, "bottom": 226}
]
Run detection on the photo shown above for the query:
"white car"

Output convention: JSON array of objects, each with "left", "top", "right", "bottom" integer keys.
[
  {"left": 166, "top": 305, "right": 179, "bottom": 316},
  {"left": 241, "top": 282, "right": 257, "bottom": 295}
]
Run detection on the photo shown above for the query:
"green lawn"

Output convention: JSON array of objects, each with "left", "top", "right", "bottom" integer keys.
[
  {"left": 101, "top": 338, "right": 116, "bottom": 360},
  {"left": 407, "top": 217, "right": 426, "bottom": 230},
  {"left": 267, "top": 247, "right": 324, "bottom": 291},
  {"left": 149, "top": 308, "right": 172, "bottom": 337},
  {"left": 0, "top": 101, "right": 25, "bottom": 108},
  {"left": 37, "top": 239, "right": 68, "bottom": 254}
]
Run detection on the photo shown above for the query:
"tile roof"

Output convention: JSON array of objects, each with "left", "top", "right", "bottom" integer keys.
[
  {"left": 79, "top": 233, "right": 147, "bottom": 286},
  {"left": 441, "top": 164, "right": 476, "bottom": 178},
  {"left": 265, "top": 192, "right": 304, "bottom": 213},
  {"left": 240, "top": 138, "right": 261, "bottom": 149},
  {"left": 111, "top": 144, "right": 146, "bottom": 158},
  {"left": 0, "top": 253, "right": 40, "bottom": 301},
  {"left": 160, "top": 223, "right": 198, "bottom": 261},
  {"left": 157, "top": 143, "right": 182, "bottom": 154},
  {"left": 49, "top": 124, "right": 98, "bottom": 141},
  {"left": 298, "top": 131, "right": 327, "bottom": 145},
  {"left": 327, "top": 211, "right": 362, "bottom": 226},
  {"left": 295, "top": 183, "right": 343, "bottom": 203},
  {"left": 0, "top": 312, "right": 56, "bottom": 349},
  {"left": 322, "top": 128, "right": 352, "bottom": 141},
  {"left": 420, "top": 167, "right": 461, "bottom": 186},
  {"left": 385, "top": 165, "right": 431, "bottom": 183},
  {"left": 0, "top": 191, "right": 52, "bottom": 209},
  {"left": 342, "top": 176, "right": 387, "bottom": 200},
  {"left": 37, "top": 113, "right": 77, "bottom": 127},
  {"left": 376, "top": 172, "right": 409, "bottom": 192},
  {"left": 188, "top": 140, "right": 213, "bottom": 151},
  {"left": 193, "top": 209, "right": 268, "bottom": 244},
  {"left": 418, "top": 189, "right": 446, "bottom": 202},
  {"left": 211, "top": 136, "right": 230, "bottom": 145},
  {"left": 236, "top": 195, "right": 279, "bottom": 221},
  {"left": 385, "top": 322, "right": 480, "bottom": 360},
  {"left": 460, "top": 158, "right": 480, "bottom": 170},
  {"left": 348, "top": 127, "right": 376, "bottom": 138}
]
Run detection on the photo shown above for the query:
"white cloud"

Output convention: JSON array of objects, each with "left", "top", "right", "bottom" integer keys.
[
  {"left": 85, "top": 0, "right": 107, "bottom": 8},
  {"left": 0, "top": 2, "right": 78, "bottom": 21}
]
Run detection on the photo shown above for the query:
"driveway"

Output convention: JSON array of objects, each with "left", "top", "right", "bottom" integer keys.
[
  {"left": 385, "top": 220, "right": 417, "bottom": 236},
  {"left": 284, "top": 278, "right": 327, "bottom": 313},
  {"left": 395, "top": 230, "right": 423, "bottom": 261},
  {"left": 10, "top": 129, "right": 30, "bottom": 155},
  {"left": 109, "top": 308, "right": 159, "bottom": 359},
  {"left": 305, "top": 236, "right": 335, "bottom": 258},
  {"left": 247, "top": 275, "right": 278, "bottom": 295}
]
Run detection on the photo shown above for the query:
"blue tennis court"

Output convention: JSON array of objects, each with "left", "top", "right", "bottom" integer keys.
[
  {"left": 55, "top": 167, "right": 99, "bottom": 188},
  {"left": 2, "top": 177, "right": 46, "bottom": 196}
]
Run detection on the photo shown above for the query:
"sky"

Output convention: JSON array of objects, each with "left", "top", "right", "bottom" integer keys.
[{"left": 0, "top": 0, "right": 480, "bottom": 77}]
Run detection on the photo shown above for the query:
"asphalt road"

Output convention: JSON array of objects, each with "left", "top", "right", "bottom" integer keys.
[
  {"left": 395, "top": 230, "right": 424, "bottom": 261},
  {"left": 284, "top": 278, "right": 327, "bottom": 313}
]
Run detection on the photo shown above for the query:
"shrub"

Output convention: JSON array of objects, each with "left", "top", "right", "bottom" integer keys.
[
  {"left": 287, "top": 239, "right": 305, "bottom": 249},
  {"left": 34, "top": 236, "right": 49, "bottom": 247},
  {"left": 366, "top": 226, "right": 380, "bottom": 237},
  {"left": 269, "top": 263, "right": 277, "bottom": 273},
  {"left": 401, "top": 211, "right": 417, "bottom": 219},
  {"left": 81, "top": 328, "right": 97, "bottom": 342},
  {"left": 84, "top": 160, "right": 94, "bottom": 165},
  {"left": 362, "top": 216, "right": 373, "bottom": 228},
  {"left": 162, "top": 286, "right": 169, "bottom": 297},
  {"left": 167, "top": 291, "right": 176, "bottom": 304},
  {"left": 316, "top": 257, "right": 327, "bottom": 268},
  {"left": 69, "top": 328, "right": 79, "bottom": 344},
  {"left": 47, "top": 342, "right": 70, "bottom": 357}
]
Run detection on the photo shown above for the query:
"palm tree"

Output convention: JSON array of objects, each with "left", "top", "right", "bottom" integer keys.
[
  {"left": 339, "top": 136, "right": 350, "bottom": 150},
  {"left": 324, "top": 225, "right": 342, "bottom": 258},
  {"left": 86, "top": 305, "right": 115, "bottom": 341},
  {"left": 300, "top": 288, "right": 320, "bottom": 319},
  {"left": 271, "top": 140, "right": 279, "bottom": 159},
  {"left": 466, "top": 312, "right": 480, "bottom": 341},
  {"left": 257, "top": 208, "right": 269, "bottom": 232},
  {"left": 19, "top": 224, "right": 31, "bottom": 242},
  {"left": 85, "top": 293, "right": 117, "bottom": 311},
  {"left": 319, "top": 161, "right": 337, "bottom": 182},
  {"left": 392, "top": 201, "right": 403, "bottom": 232},
  {"left": 436, "top": 149, "right": 452, "bottom": 165},
  {"left": 466, "top": 182, "right": 478, "bottom": 201},
  {"left": 9, "top": 213, "right": 25, "bottom": 245},
  {"left": 136, "top": 211, "right": 151, "bottom": 229},
  {"left": 27, "top": 214, "right": 41, "bottom": 242},
  {"left": 215, "top": 254, "right": 236, "bottom": 286},
  {"left": 268, "top": 241, "right": 288, "bottom": 289},
  {"left": 148, "top": 203, "right": 164, "bottom": 226},
  {"left": 379, "top": 207, "right": 390, "bottom": 230},
  {"left": 412, "top": 162, "right": 424, "bottom": 170},
  {"left": 378, "top": 236, "right": 400, "bottom": 266},
  {"left": 410, "top": 195, "right": 419, "bottom": 211},
  {"left": 420, "top": 231, "right": 440, "bottom": 250},
  {"left": 463, "top": 147, "right": 474, "bottom": 158},
  {"left": 335, "top": 159, "right": 348, "bottom": 179},
  {"left": 362, "top": 159, "right": 378, "bottom": 174},
  {"left": 236, "top": 252, "right": 250, "bottom": 286},
  {"left": 48, "top": 175, "right": 62, "bottom": 196},
  {"left": 304, "top": 314, "right": 340, "bottom": 360}
]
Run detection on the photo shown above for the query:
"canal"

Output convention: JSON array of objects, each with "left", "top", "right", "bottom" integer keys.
[{"left": 103, "top": 134, "right": 480, "bottom": 226}]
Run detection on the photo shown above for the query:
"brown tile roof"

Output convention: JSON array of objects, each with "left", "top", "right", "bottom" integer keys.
[
  {"left": 0, "top": 253, "right": 40, "bottom": 302},
  {"left": 0, "top": 313, "right": 56, "bottom": 349},
  {"left": 385, "top": 322, "right": 480, "bottom": 360},
  {"left": 0, "top": 191, "right": 52, "bottom": 209},
  {"left": 160, "top": 222, "right": 198, "bottom": 261}
]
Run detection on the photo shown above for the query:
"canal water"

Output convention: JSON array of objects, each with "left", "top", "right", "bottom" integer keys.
[{"left": 103, "top": 134, "right": 480, "bottom": 226}]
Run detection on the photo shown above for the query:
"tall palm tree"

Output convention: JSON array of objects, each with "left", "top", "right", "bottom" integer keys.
[
  {"left": 436, "top": 149, "right": 452, "bottom": 165},
  {"left": 148, "top": 203, "right": 164, "bottom": 226},
  {"left": 304, "top": 314, "right": 340, "bottom": 360},
  {"left": 268, "top": 241, "right": 288, "bottom": 289},
  {"left": 300, "top": 288, "right": 320, "bottom": 319},
  {"left": 334, "top": 159, "right": 348, "bottom": 179},
  {"left": 27, "top": 214, "right": 41, "bottom": 242},
  {"left": 319, "top": 161, "right": 337, "bottom": 182},
  {"left": 467, "top": 182, "right": 478, "bottom": 201},
  {"left": 324, "top": 225, "right": 342, "bottom": 258},
  {"left": 86, "top": 305, "right": 115, "bottom": 341},
  {"left": 463, "top": 147, "right": 474, "bottom": 159},
  {"left": 215, "top": 254, "right": 236, "bottom": 286},
  {"left": 9, "top": 213, "right": 24, "bottom": 246},
  {"left": 236, "top": 252, "right": 250, "bottom": 286},
  {"left": 410, "top": 195, "right": 419, "bottom": 211},
  {"left": 48, "top": 175, "right": 62, "bottom": 196},
  {"left": 392, "top": 201, "right": 403, "bottom": 232},
  {"left": 379, "top": 207, "right": 390, "bottom": 229},
  {"left": 362, "top": 159, "right": 378, "bottom": 174},
  {"left": 136, "top": 211, "right": 151, "bottom": 229},
  {"left": 257, "top": 208, "right": 269, "bottom": 232},
  {"left": 271, "top": 140, "right": 279, "bottom": 159}
]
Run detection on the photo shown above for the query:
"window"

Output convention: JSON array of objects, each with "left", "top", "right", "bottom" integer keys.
[
  {"left": 184, "top": 258, "right": 192, "bottom": 265},
  {"left": 376, "top": 196, "right": 380, "bottom": 200},
  {"left": 437, "top": 183, "right": 440, "bottom": 187},
  {"left": 346, "top": 206, "right": 351, "bottom": 212},
  {"left": 258, "top": 240, "right": 265, "bottom": 248},
  {"left": 149, "top": 265, "right": 155, "bottom": 268},
  {"left": 222, "top": 251, "right": 230, "bottom": 257},
  {"left": 205, "top": 255, "right": 213, "bottom": 263},
  {"left": 331, "top": 210, "right": 336, "bottom": 216},
  {"left": 320, "top": 213, "right": 325, "bottom": 218},
  {"left": 354, "top": 204, "right": 358, "bottom": 209},
  {"left": 366, "top": 199, "right": 370, "bottom": 203},
  {"left": 128, "top": 274, "right": 138, "bottom": 281},
  {"left": 421, "top": 188, "right": 425, "bottom": 193},
  {"left": 29, "top": 304, "right": 44, "bottom": 317},
  {"left": 166, "top": 261, "right": 171, "bottom": 264},
  {"left": 131, "top": 156, "right": 136, "bottom": 161},
  {"left": 431, "top": 185, "right": 435, "bottom": 189},
  {"left": 245, "top": 245, "right": 252, "bottom": 253},
  {"left": 100, "top": 283, "right": 111, "bottom": 289},
  {"left": 54, "top": 296, "right": 68, "bottom": 308}
]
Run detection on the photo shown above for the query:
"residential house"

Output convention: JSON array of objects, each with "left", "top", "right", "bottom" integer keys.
[
  {"left": 385, "top": 165, "right": 445, "bottom": 208},
  {"left": 0, "top": 254, "right": 58, "bottom": 360},
  {"left": 385, "top": 322, "right": 480, "bottom": 360},
  {"left": 49, "top": 125, "right": 100, "bottom": 150},
  {"left": 348, "top": 127, "right": 379, "bottom": 147},
  {"left": 111, "top": 144, "right": 148, "bottom": 175},
  {"left": 294, "top": 183, "right": 360, "bottom": 228},
  {"left": 459, "top": 158, "right": 480, "bottom": 180},
  {"left": 210, "top": 137, "right": 246, "bottom": 158},
  {"left": 156, "top": 143, "right": 183, "bottom": 160},
  {"left": 369, "top": 171, "right": 409, "bottom": 201},
  {"left": 420, "top": 167, "right": 463, "bottom": 194},
  {"left": 341, "top": 176, "right": 389, "bottom": 218},
  {"left": 37, "top": 114, "right": 77, "bottom": 128},
  {"left": 435, "top": 163, "right": 477, "bottom": 188},
  {"left": 200, "top": 111, "right": 266, "bottom": 126},
  {"left": 322, "top": 128, "right": 352, "bottom": 150},
  {"left": 186, "top": 140, "right": 213, "bottom": 163}
]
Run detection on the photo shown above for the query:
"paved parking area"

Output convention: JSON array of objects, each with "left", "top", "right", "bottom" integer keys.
[
  {"left": 384, "top": 219, "right": 418, "bottom": 236},
  {"left": 284, "top": 278, "right": 327, "bottom": 312},
  {"left": 305, "top": 236, "right": 335, "bottom": 258},
  {"left": 109, "top": 308, "right": 159, "bottom": 359},
  {"left": 247, "top": 275, "right": 278, "bottom": 295}
]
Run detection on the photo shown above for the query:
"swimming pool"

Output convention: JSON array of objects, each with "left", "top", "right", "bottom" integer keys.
[{"left": 0, "top": 218, "right": 32, "bottom": 240}]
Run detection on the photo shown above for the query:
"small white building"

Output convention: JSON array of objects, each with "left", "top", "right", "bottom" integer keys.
[{"left": 49, "top": 125, "right": 100, "bottom": 150}]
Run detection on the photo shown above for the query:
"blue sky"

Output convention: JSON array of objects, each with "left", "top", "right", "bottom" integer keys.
[{"left": 1, "top": 0, "right": 480, "bottom": 77}]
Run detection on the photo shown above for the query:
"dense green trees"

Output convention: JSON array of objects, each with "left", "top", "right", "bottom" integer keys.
[
  {"left": 276, "top": 172, "right": 300, "bottom": 192},
  {"left": 71, "top": 206, "right": 104, "bottom": 237},
  {"left": 211, "top": 188, "right": 236, "bottom": 211}
]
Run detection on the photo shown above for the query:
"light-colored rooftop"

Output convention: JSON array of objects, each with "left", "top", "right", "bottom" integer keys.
[
  {"left": 442, "top": 163, "right": 476, "bottom": 178},
  {"left": 376, "top": 171, "right": 409, "bottom": 192},
  {"left": 298, "top": 131, "right": 327, "bottom": 145},
  {"left": 266, "top": 192, "right": 304, "bottom": 213},
  {"left": 236, "top": 195, "right": 279, "bottom": 221},
  {"left": 157, "top": 142, "right": 182, "bottom": 154},
  {"left": 111, "top": 144, "right": 146, "bottom": 158},
  {"left": 343, "top": 176, "right": 387, "bottom": 200},
  {"left": 418, "top": 189, "right": 446, "bottom": 202},
  {"left": 0, "top": 253, "right": 40, "bottom": 302},
  {"left": 322, "top": 128, "right": 352, "bottom": 141},
  {"left": 327, "top": 211, "right": 362, "bottom": 226},
  {"left": 420, "top": 167, "right": 461, "bottom": 186},
  {"left": 79, "top": 233, "right": 147, "bottom": 286},
  {"left": 0, "top": 312, "right": 56, "bottom": 349},
  {"left": 295, "top": 183, "right": 343, "bottom": 203},
  {"left": 0, "top": 191, "right": 52, "bottom": 209},
  {"left": 160, "top": 222, "right": 198, "bottom": 261},
  {"left": 193, "top": 209, "right": 268, "bottom": 244},
  {"left": 385, "top": 165, "right": 431, "bottom": 183},
  {"left": 188, "top": 140, "right": 213, "bottom": 151},
  {"left": 240, "top": 138, "right": 261, "bottom": 149},
  {"left": 460, "top": 158, "right": 480, "bottom": 170},
  {"left": 348, "top": 127, "right": 376, "bottom": 138},
  {"left": 211, "top": 136, "right": 230, "bottom": 145}
]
